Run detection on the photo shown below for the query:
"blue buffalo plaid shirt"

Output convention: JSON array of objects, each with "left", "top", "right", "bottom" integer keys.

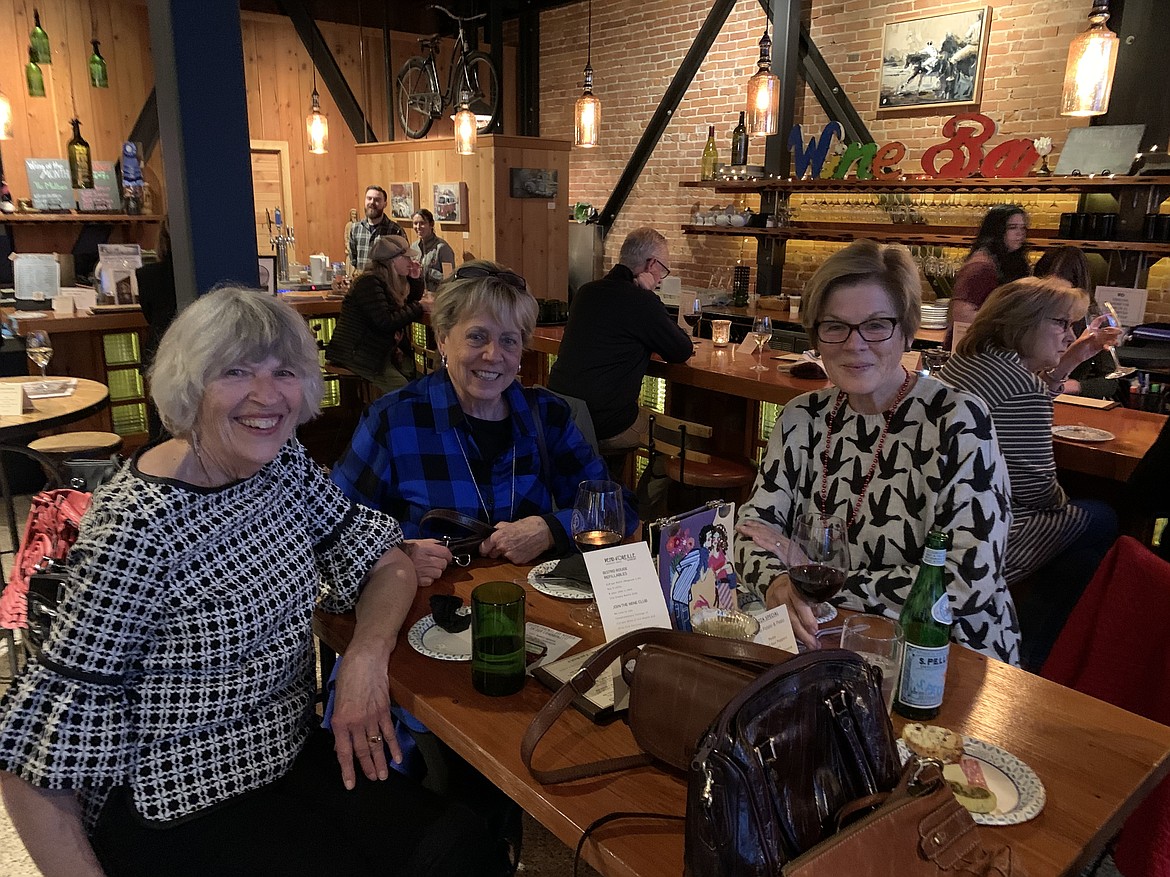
[{"left": 331, "top": 369, "right": 638, "bottom": 551}]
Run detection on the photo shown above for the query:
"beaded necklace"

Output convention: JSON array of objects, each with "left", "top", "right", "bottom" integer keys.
[
  {"left": 820, "top": 367, "right": 915, "bottom": 528},
  {"left": 454, "top": 426, "right": 515, "bottom": 524}
]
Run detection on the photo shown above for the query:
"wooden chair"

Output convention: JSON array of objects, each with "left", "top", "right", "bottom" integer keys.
[
  {"left": 412, "top": 341, "right": 442, "bottom": 376},
  {"left": 641, "top": 408, "right": 756, "bottom": 509},
  {"left": 323, "top": 362, "right": 381, "bottom": 406}
]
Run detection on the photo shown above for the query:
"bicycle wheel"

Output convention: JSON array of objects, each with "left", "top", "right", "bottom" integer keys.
[
  {"left": 461, "top": 51, "right": 500, "bottom": 134},
  {"left": 396, "top": 57, "right": 439, "bottom": 139}
]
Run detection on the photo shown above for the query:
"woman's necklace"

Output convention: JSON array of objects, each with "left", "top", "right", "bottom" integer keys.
[
  {"left": 819, "top": 367, "right": 915, "bottom": 528},
  {"left": 454, "top": 426, "right": 515, "bottom": 524}
]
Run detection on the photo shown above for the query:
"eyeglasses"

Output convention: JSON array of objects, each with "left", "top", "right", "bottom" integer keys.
[
  {"left": 1047, "top": 317, "right": 1075, "bottom": 333},
  {"left": 454, "top": 265, "right": 528, "bottom": 292},
  {"left": 651, "top": 257, "right": 672, "bottom": 279},
  {"left": 814, "top": 318, "right": 899, "bottom": 344}
]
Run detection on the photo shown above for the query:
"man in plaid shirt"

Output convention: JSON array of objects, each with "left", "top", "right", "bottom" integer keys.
[{"left": 348, "top": 185, "right": 406, "bottom": 272}]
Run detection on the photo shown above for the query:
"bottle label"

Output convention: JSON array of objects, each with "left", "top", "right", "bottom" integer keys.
[
  {"left": 922, "top": 546, "right": 946, "bottom": 566},
  {"left": 930, "top": 594, "right": 953, "bottom": 625},
  {"left": 898, "top": 643, "right": 949, "bottom": 709}
]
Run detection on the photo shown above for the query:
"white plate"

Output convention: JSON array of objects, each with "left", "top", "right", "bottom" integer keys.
[
  {"left": 407, "top": 614, "right": 472, "bottom": 661},
  {"left": 1052, "top": 424, "right": 1115, "bottom": 443},
  {"left": 527, "top": 560, "right": 593, "bottom": 601},
  {"left": 897, "top": 737, "right": 1046, "bottom": 825}
]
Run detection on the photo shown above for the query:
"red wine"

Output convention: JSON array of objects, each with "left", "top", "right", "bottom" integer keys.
[
  {"left": 683, "top": 314, "right": 702, "bottom": 329},
  {"left": 789, "top": 564, "right": 846, "bottom": 603},
  {"left": 575, "top": 529, "right": 621, "bottom": 552}
]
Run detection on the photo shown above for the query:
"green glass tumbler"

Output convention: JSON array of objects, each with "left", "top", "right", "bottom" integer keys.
[{"left": 471, "top": 581, "right": 526, "bottom": 696}]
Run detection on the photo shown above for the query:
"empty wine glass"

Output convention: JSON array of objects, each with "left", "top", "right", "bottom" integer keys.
[
  {"left": 787, "top": 512, "right": 850, "bottom": 624},
  {"left": 749, "top": 315, "right": 772, "bottom": 371},
  {"left": 568, "top": 480, "right": 626, "bottom": 629},
  {"left": 1099, "top": 301, "right": 1137, "bottom": 380},
  {"left": 26, "top": 330, "right": 52, "bottom": 382}
]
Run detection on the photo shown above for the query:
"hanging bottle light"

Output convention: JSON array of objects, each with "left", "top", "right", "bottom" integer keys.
[
  {"left": 746, "top": 26, "right": 780, "bottom": 137},
  {"left": 306, "top": 87, "right": 328, "bottom": 154},
  {"left": 454, "top": 90, "right": 477, "bottom": 155},
  {"left": 89, "top": 40, "right": 108, "bottom": 88},
  {"left": 30, "top": 9, "right": 51, "bottom": 65},
  {"left": 26, "top": 46, "right": 45, "bottom": 98},
  {"left": 573, "top": 0, "right": 600, "bottom": 148},
  {"left": 0, "top": 83, "right": 13, "bottom": 140},
  {"left": 1060, "top": 0, "right": 1120, "bottom": 117}
]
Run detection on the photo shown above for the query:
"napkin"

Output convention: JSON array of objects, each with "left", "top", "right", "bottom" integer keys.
[
  {"left": 429, "top": 594, "right": 471, "bottom": 633},
  {"left": 539, "top": 554, "right": 592, "bottom": 586}
]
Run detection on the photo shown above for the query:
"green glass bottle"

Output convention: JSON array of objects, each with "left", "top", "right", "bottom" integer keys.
[
  {"left": 67, "top": 118, "right": 94, "bottom": 190},
  {"left": 26, "top": 46, "right": 45, "bottom": 98},
  {"left": 893, "top": 529, "right": 953, "bottom": 720},
  {"left": 701, "top": 125, "right": 718, "bottom": 181},
  {"left": 30, "top": 9, "right": 51, "bottom": 65},
  {"left": 89, "top": 40, "right": 108, "bottom": 89},
  {"left": 731, "top": 111, "right": 748, "bottom": 166}
]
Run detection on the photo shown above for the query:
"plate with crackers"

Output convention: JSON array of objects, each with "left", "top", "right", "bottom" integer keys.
[{"left": 898, "top": 723, "right": 1046, "bottom": 826}]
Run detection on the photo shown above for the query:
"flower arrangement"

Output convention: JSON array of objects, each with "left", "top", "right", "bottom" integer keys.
[{"left": 1033, "top": 137, "right": 1053, "bottom": 176}]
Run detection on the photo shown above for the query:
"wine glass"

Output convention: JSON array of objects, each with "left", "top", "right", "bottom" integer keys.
[
  {"left": 26, "top": 330, "right": 52, "bottom": 383},
  {"left": 749, "top": 315, "right": 772, "bottom": 371},
  {"left": 1099, "top": 301, "right": 1136, "bottom": 380},
  {"left": 787, "top": 512, "right": 850, "bottom": 624},
  {"left": 684, "top": 298, "right": 704, "bottom": 341},
  {"left": 568, "top": 479, "right": 626, "bottom": 629}
]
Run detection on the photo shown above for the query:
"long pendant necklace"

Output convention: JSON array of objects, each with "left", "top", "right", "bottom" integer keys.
[
  {"left": 454, "top": 427, "right": 515, "bottom": 524},
  {"left": 820, "top": 367, "right": 914, "bottom": 528}
]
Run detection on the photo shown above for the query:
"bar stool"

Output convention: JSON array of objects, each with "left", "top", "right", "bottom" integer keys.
[
  {"left": 323, "top": 363, "right": 381, "bottom": 407},
  {"left": 643, "top": 409, "right": 756, "bottom": 513},
  {"left": 27, "top": 431, "right": 123, "bottom": 480}
]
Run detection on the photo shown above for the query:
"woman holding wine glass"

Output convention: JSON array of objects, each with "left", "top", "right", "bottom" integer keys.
[{"left": 735, "top": 240, "right": 1021, "bottom": 665}]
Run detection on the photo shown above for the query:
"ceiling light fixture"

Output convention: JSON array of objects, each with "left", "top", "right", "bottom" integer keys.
[
  {"left": 1060, "top": 0, "right": 1120, "bottom": 117},
  {"left": 746, "top": 25, "right": 780, "bottom": 137},
  {"left": 574, "top": 0, "right": 600, "bottom": 148}
]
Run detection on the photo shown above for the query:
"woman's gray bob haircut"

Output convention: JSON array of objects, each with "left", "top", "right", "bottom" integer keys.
[{"left": 148, "top": 286, "right": 324, "bottom": 438}]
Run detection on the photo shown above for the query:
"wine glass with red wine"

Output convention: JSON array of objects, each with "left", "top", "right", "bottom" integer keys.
[
  {"left": 787, "top": 512, "right": 850, "bottom": 624},
  {"left": 684, "top": 298, "right": 703, "bottom": 340},
  {"left": 568, "top": 479, "right": 626, "bottom": 628}
]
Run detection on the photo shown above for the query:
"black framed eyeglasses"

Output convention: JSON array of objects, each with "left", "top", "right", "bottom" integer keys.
[
  {"left": 454, "top": 265, "right": 528, "bottom": 292},
  {"left": 1047, "top": 317, "right": 1074, "bottom": 333},
  {"left": 814, "top": 317, "right": 899, "bottom": 344},
  {"left": 651, "top": 257, "right": 672, "bottom": 279}
]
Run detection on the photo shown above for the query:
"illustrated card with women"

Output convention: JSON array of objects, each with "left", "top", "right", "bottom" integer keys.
[{"left": 653, "top": 502, "right": 739, "bottom": 632}]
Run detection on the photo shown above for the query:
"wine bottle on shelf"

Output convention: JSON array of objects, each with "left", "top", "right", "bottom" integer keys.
[
  {"left": 731, "top": 111, "right": 748, "bottom": 166},
  {"left": 30, "top": 9, "right": 51, "bottom": 64},
  {"left": 67, "top": 118, "right": 94, "bottom": 190},
  {"left": 89, "top": 40, "right": 108, "bottom": 88},
  {"left": 26, "top": 46, "right": 45, "bottom": 98},
  {"left": 894, "top": 529, "right": 953, "bottom": 720},
  {"left": 701, "top": 125, "right": 718, "bottom": 180}
]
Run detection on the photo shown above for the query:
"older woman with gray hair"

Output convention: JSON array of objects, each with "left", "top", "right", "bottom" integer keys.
[
  {"left": 0, "top": 288, "right": 493, "bottom": 876},
  {"left": 736, "top": 239, "right": 1020, "bottom": 665}
]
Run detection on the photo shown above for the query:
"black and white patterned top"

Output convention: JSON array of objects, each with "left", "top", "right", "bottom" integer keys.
[
  {"left": 0, "top": 439, "right": 402, "bottom": 829},
  {"left": 735, "top": 377, "right": 1021, "bottom": 664},
  {"left": 937, "top": 347, "right": 1090, "bottom": 584}
]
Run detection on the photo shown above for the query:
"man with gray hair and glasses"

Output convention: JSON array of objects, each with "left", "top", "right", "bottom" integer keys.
[{"left": 549, "top": 226, "right": 693, "bottom": 453}]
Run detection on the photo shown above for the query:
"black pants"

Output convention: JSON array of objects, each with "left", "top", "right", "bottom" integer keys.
[{"left": 91, "top": 728, "right": 495, "bottom": 877}]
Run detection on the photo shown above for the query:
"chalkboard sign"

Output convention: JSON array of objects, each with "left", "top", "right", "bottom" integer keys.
[
  {"left": 25, "top": 158, "right": 74, "bottom": 210},
  {"left": 1054, "top": 124, "right": 1146, "bottom": 176},
  {"left": 78, "top": 161, "right": 122, "bottom": 212}
]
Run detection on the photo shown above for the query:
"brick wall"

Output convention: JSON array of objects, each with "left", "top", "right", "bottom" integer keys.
[{"left": 539, "top": 1, "right": 1169, "bottom": 321}]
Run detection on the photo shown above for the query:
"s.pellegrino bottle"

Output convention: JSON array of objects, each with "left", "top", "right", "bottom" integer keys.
[
  {"left": 731, "top": 111, "right": 748, "bottom": 166},
  {"left": 67, "top": 118, "right": 94, "bottom": 190},
  {"left": 894, "top": 529, "right": 953, "bottom": 720},
  {"left": 701, "top": 125, "right": 718, "bottom": 180}
]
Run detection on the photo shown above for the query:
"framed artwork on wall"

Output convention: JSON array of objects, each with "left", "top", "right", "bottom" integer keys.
[
  {"left": 390, "top": 182, "right": 419, "bottom": 219},
  {"left": 433, "top": 182, "right": 468, "bottom": 225},
  {"left": 509, "top": 168, "right": 559, "bottom": 199},
  {"left": 257, "top": 255, "right": 276, "bottom": 294},
  {"left": 878, "top": 7, "right": 991, "bottom": 113}
]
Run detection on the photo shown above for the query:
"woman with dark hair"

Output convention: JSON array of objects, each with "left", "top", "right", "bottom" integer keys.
[
  {"left": 1033, "top": 246, "right": 1117, "bottom": 399},
  {"left": 326, "top": 235, "right": 425, "bottom": 393},
  {"left": 947, "top": 204, "right": 1031, "bottom": 345},
  {"left": 410, "top": 209, "right": 456, "bottom": 293}
]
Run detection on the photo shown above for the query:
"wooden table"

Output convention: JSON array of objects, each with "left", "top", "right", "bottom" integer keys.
[
  {"left": 314, "top": 560, "right": 1170, "bottom": 877},
  {"left": 1052, "top": 400, "right": 1166, "bottom": 482}
]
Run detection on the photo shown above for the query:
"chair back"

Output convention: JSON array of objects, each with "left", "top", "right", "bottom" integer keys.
[
  {"left": 641, "top": 408, "right": 717, "bottom": 486},
  {"left": 413, "top": 342, "right": 441, "bottom": 375},
  {"left": 547, "top": 391, "right": 599, "bottom": 455}
]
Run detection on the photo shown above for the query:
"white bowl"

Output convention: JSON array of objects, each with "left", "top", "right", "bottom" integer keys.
[
  {"left": 729, "top": 215, "right": 747, "bottom": 227},
  {"left": 714, "top": 214, "right": 730, "bottom": 227}
]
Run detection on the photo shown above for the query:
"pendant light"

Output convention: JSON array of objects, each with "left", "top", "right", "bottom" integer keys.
[
  {"left": 26, "top": 46, "right": 45, "bottom": 98},
  {"left": 1060, "top": 0, "right": 1120, "bottom": 117},
  {"left": 573, "top": 0, "right": 600, "bottom": 148},
  {"left": 746, "top": 25, "right": 780, "bottom": 137},
  {"left": 89, "top": 40, "right": 108, "bottom": 88},
  {"left": 30, "top": 9, "right": 51, "bottom": 65},
  {"left": 454, "top": 90, "right": 477, "bottom": 155},
  {"left": 0, "top": 83, "right": 13, "bottom": 140},
  {"left": 305, "top": 13, "right": 328, "bottom": 154}
]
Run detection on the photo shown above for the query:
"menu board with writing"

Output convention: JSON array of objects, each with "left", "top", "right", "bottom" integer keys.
[
  {"left": 77, "top": 161, "right": 121, "bottom": 212},
  {"left": 25, "top": 158, "right": 74, "bottom": 210}
]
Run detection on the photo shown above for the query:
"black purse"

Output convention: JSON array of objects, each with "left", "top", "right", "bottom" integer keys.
[{"left": 418, "top": 508, "right": 494, "bottom": 555}]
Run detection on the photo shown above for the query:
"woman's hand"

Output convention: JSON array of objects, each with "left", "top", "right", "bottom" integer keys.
[
  {"left": 330, "top": 646, "right": 401, "bottom": 789},
  {"left": 401, "top": 539, "right": 452, "bottom": 586},
  {"left": 482, "top": 516, "right": 554, "bottom": 564},
  {"left": 406, "top": 259, "right": 423, "bottom": 280},
  {"left": 736, "top": 518, "right": 793, "bottom": 561},
  {"left": 764, "top": 571, "right": 821, "bottom": 651},
  {"left": 1062, "top": 314, "right": 1123, "bottom": 371},
  {"left": 419, "top": 291, "right": 436, "bottom": 315}
]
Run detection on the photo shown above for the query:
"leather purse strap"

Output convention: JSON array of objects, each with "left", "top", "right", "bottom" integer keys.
[
  {"left": 522, "top": 627, "right": 789, "bottom": 784},
  {"left": 419, "top": 509, "right": 495, "bottom": 553}
]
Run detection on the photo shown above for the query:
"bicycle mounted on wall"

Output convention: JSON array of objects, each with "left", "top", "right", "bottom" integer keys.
[{"left": 396, "top": 4, "right": 502, "bottom": 139}]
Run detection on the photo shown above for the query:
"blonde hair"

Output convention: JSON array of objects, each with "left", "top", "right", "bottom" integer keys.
[
  {"left": 802, "top": 239, "right": 921, "bottom": 349},
  {"left": 432, "top": 260, "right": 537, "bottom": 345},
  {"left": 957, "top": 276, "right": 1088, "bottom": 356}
]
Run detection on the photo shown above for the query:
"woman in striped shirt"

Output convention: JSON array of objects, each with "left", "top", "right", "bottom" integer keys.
[{"left": 937, "top": 276, "right": 1119, "bottom": 669}]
